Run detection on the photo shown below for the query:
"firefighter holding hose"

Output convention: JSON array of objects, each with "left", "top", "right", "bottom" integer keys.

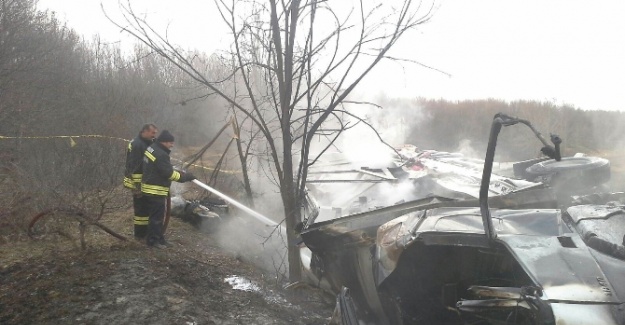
[{"left": 141, "top": 130, "right": 195, "bottom": 248}]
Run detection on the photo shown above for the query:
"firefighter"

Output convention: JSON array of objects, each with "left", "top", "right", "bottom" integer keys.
[
  {"left": 124, "top": 123, "right": 158, "bottom": 239},
  {"left": 141, "top": 130, "right": 195, "bottom": 248}
]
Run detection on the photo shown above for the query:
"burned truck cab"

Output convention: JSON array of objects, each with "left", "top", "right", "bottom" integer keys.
[
  {"left": 374, "top": 202, "right": 625, "bottom": 325},
  {"left": 301, "top": 113, "right": 625, "bottom": 325}
]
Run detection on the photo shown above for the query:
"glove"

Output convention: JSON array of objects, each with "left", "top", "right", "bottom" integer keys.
[{"left": 179, "top": 172, "right": 196, "bottom": 183}]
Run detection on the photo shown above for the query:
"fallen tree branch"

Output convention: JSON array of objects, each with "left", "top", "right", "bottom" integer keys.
[{"left": 28, "top": 208, "right": 127, "bottom": 242}]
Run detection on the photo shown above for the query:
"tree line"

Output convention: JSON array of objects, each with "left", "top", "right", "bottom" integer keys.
[
  {"left": 407, "top": 98, "right": 625, "bottom": 161},
  {"left": 1, "top": 0, "right": 225, "bottom": 145}
]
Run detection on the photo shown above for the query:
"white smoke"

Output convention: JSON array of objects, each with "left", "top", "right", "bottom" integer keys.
[
  {"left": 455, "top": 139, "right": 481, "bottom": 159},
  {"left": 310, "top": 96, "right": 427, "bottom": 167}
]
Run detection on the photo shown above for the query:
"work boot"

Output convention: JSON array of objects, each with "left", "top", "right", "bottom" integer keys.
[
  {"left": 158, "top": 239, "right": 174, "bottom": 248},
  {"left": 146, "top": 237, "right": 160, "bottom": 248},
  {"left": 151, "top": 243, "right": 168, "bottom": 249}
]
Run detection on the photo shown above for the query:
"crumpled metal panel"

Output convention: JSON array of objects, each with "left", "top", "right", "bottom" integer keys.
[
  {"left": 375, "top": 208, "right": 566, "bottom": 286},
  {"left": 567, "top": 205, "right": 625, "bottom": 245},
  {"left": 499, "top": 235, "right": 621, "bottom": 303},
  {"left": 550, "top": 302, "right": 625, "bottom": 325}
]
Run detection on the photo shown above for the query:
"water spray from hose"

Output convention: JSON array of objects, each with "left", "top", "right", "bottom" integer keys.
[{"left": 191, "top": 179, "right": 283, "bottom": 230}]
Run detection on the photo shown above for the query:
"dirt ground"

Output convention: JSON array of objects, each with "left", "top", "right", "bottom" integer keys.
[{"left": 0, "top": 210, "right": 335, "bottom": 325}]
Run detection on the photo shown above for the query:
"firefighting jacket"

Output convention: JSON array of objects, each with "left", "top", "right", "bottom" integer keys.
[
  {"left": 141, "top": 142, "right": 181, "bottom": 197},
  {"left": 123, "top": 135, "right": 153, "bottom": 189}
]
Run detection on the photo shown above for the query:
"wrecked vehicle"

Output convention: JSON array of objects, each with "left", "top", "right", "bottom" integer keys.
[{"left": 300, "top": 113, "right": 625, "bottom": 324}]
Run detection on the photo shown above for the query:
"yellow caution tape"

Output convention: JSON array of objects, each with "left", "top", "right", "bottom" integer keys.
[
  {"left": 0, "top": 134, "right": 129, "bottom": 142},
  {"left": 0, "top": 133, "right": 238, "bottom": 175},
  {"left": 0, "top": 134, "right": 129, "bottom": 148}
]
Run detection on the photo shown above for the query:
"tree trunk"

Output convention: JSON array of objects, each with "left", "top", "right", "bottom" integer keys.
[
  {"left": 233, "top": 118, "right": 255, "bottom": 208},
  {"left": 282, "top": 142, "right": 302, "bottom": 282}
]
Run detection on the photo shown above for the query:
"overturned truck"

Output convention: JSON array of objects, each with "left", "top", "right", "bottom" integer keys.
[{"left": 300, "top": 113, "right": 625, "bottom": 325}]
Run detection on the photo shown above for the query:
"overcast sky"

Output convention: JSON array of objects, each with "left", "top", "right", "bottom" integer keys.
[{"left": 37, "top": 0, "right": 625, "bottom": 112}]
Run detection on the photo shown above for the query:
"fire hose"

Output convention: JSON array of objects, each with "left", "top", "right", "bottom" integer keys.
[
  {"left": 190, "top": 179, "right": 280, "bottom": 228},
  {"left": 172, "top": 180, "right": 309, "bottom": 266},
  {"left": 162, "top": 194, "right": 171, "bottom": 235}
]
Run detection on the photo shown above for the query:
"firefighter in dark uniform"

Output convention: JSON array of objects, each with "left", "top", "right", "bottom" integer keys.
[
  {"left": 124, "top": 123, "right": 157, "bottom": 239},
  {"left": 141, "top": 130, "right": 195, "bottom": 248}
]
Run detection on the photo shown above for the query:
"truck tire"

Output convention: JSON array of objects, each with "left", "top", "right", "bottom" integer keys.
[{"left": 525, "top": 156, "right": 610, "bottom": 189}]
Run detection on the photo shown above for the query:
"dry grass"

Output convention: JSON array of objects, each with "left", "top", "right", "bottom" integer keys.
[{"left": 0, "top": 206, "right": 133, "bottom": 268}]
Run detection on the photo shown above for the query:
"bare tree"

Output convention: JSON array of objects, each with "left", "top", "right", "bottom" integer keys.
[{"left": 111, "top": 0, "right": 434, "bottom": 281}]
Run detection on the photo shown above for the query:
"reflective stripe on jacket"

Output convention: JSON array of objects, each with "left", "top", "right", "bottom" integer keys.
[
  {"left": 141, "top": 142, "right": 181, "bottom": 197},
  {"left": 124, "top": 135, "right": 152, "bottom": 189}
]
